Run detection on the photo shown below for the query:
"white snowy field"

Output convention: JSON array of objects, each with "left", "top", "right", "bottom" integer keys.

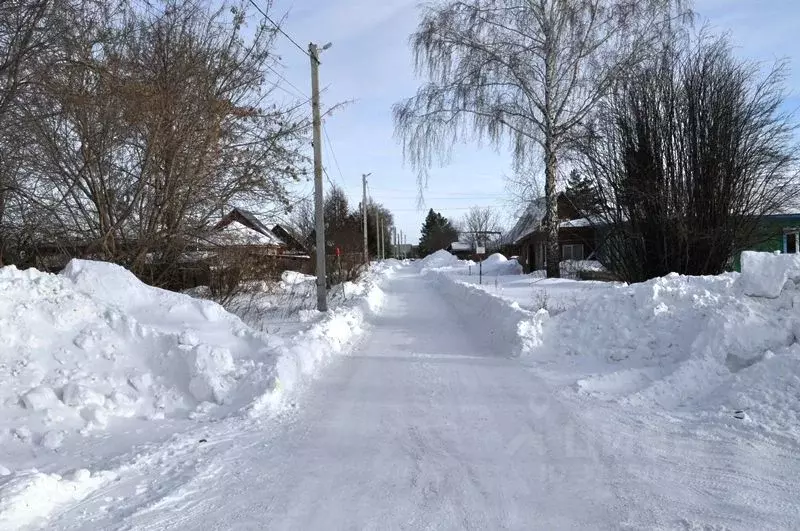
[{"left": 1, "top": 251, "right": 799, "bottom": 529}]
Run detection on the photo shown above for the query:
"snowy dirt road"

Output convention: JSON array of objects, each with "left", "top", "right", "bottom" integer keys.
[{"left": 48, "top": 269, "right": 800, "bottom": 530}]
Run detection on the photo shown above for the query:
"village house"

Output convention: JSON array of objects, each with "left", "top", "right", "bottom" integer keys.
[{"left": 505, "top": 193, "right": 601, "bottom": 273}]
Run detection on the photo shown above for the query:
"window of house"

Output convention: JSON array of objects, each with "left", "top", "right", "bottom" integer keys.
[
  {"left": 561, "top": 243, "right": 584, "bottom": 261},
  {"left": 788, "top": 232, "right": 799, "bottom": 254}
]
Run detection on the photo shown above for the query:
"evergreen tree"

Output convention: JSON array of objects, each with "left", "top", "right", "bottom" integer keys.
[
  {"left": 564, "top": 170, "right": 601, "bottom": 217},
  {"left": 324, "top": 185, "right": 351, "bottom": 245},
  {"left": 418, "top": 209, "right": 458, "bottom": 257}
]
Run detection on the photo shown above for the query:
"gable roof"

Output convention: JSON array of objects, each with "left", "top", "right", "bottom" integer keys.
[
  {"left": 449, "top": 241, "right": 472, "bottom": 252},
  {"left": 208, "top": 208, "right": 287, "bottom": 247},
  {"left": 506, "top": 197, "right": 547, "bottom": 245},
  {"left": 233, "top": 208, "right": 273, "bottom": 236},
  {"left": 204, "top": 220, "right": 285, "bottom": 246}
]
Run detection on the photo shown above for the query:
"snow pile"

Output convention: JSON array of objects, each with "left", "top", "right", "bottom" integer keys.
[
  {"left": 740, "top": 250, "right": 800, "bottom": 298},
  {"left": 280, "top": 270, "right": 315, "bottom": 286},
  {"left": 559, "top": 260, "right": 606, "bottom": 279},
  {"left": 479, "top": 253, "right": 523, "bottom": 276},
  {"left": 244, "top": 261, "right": 392, "bottom": 414},
  {"left": 418, "top": 249, "right": 461, "bottom": 269},
  {"left": 0, "top": 259, "right": 392, "bottom": 446},
  {"left": 522, "top": 255, "right": 800, "bottom": 435},
  {"left": 0, "top": 259, "right": 395, "bottom": 526},
  {"left": 431, "top": 251, "right": 800, "bottom": 436},
  {"left": 0, "top": 262, "right": 251, "bottom": 446},
  {"left": 0, "top": 468, "right": 117, "bottom": 529}
]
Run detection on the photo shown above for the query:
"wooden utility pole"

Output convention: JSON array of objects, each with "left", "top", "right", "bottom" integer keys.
[
  {"left": 374, "top": 209, "right": 380, "bottom": 262},
  {"left": 380, "top": 218, "right": 386, "bottom": 260},
  {"left": 310, "top": 42, "right": 327, "bottom": 311},
  {"left": 362, "top": 173, "right": 370, "bottom": 265}
]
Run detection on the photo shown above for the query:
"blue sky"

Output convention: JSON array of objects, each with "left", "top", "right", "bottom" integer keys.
[{"left": 262, "top": 0, "right": 800, "bottom": 242}]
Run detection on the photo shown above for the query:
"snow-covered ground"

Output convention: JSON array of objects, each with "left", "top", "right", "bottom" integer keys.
[
  {"left": 0, "top": 259, "right": 399, "bottom": 529},
  {"left": 422, "top": 249, "right": 800, "bottom": 439},
  {"left": 2, "top": 251, "right": 799, "bottom": 529}
]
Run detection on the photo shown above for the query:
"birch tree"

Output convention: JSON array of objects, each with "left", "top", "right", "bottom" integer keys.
[{"left": 394, "top": 0, "right": 687, "bottom": 277}]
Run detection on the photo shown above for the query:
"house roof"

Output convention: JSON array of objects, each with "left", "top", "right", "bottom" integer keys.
[
  {"left": 449, "top": 241, "right": 472, "bottom": 252},
  {"left": 506, "top": 197, "right": 547, "bottom": 244},
  {"left": 234, "top": 208, "right": 274, "bottom": 236},
  {"left": 207, "top": 208, "right": 287, "bottom": 247},
  {"left": 204, "top": 220, "right": 285, "bottom": 246},
  {"left": 764, "top": 213, "right": 800, "bottom": 223}
]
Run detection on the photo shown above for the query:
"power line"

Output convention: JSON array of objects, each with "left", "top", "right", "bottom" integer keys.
[
  {"left": 388, "top": 206, "right": 500, "bottom": 212},
  {"left": 323, "top": 167, "right": 337, "bottom": 190},
  {"left": 322, "top": 123, "right": 346, "bottom": 188},
  {"left": 264, "top": 63, "right": 308, "bottom": 100},
  {"left": 246, "top": 0, "right": 311, "bottom": 61},
  {"left": 369, "top": 187, "right": 506, "bottom": 197},
  {"left": 372, "top": 195, "right": 507, "bottom": 200}
]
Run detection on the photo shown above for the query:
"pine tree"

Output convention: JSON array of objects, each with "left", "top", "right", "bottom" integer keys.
[
  {"left": 564, "top": 170, "right": 601, "bottom": 217},
  {"left": 419, "top": 209, "right": 458, "bottom": 257}
]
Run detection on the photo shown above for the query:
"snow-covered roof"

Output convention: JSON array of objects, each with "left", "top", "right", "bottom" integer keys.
[
  {"left": 449, "top": 242, "right": 472, "bottom": 252},
  {"left": 559, "top": 217, "right": 606, "bottom": 228},
  {"left": 506, "top": 197, "right": 547, "bottom": 244},
  {"left": 235, "top": 208, "right": 273, "bottom": 236},
  {"left": 204, "top": 220, "right": 286, "bottom": 247}
]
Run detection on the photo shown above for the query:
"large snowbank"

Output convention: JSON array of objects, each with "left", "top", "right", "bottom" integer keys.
[
  {"left": 0, "top": 259, "right": 399, "bottom": 526},
  {"left": 0, "top": 260, "right": 393, "bottom": 438},
  {"left": 430, "top": 252, "right": 800, "bottom": 438}
]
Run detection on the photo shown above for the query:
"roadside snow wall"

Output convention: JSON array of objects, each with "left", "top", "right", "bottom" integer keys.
[
  {"left": 0, "top": 259, "right": 393, "bottom": 449},
  {"left": 431, "top": 251, "right": 800, "bottom": 437},
  {"left": 0, "top": 259, "right": 398, "bottom": 528},
  {"left": 425, "top": 269, "right": 546, "bottom": 356}
]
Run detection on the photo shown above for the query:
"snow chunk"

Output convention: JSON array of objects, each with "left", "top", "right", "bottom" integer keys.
[
  {"left": 61, "top": 383, "right": 106, "bottom": 409},
  {"left": 740, "top": 250, "right": 800, "bottom": 298},
  {"left": 186, "top": 345, "right": 236, "bottom": 405},
  {"left": 40, "top": 430, "right": 65, "bottom": 450},
  {"left": 21, "top": 386, "right": 60, "bottom": 411}
]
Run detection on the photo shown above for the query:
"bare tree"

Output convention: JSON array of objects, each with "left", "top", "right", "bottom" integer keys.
[
  {"left": 288, "top": 195, "right": 315, "bottom": 248},
  {"left": 0, "top": 0, "right": 49, "bottom": 118},
  {"left": 394, "top": 0, "right": 687, "bottom": 277},
  {"left": 0, "top": 0, "right": 52, "bottom": 264},
  {"left": 578, "top": 34, "right": 799, "bottom": 282},
  {"left": 461, "top": 206, "right": 501, "bottom": 247},
  {"left": 16, "top": 0, "right": 308, "bottom": 283}
]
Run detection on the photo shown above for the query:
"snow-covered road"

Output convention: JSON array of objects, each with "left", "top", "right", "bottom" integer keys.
[{"left": 48, "top": 269, "right": 800, "bottom": 530}]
